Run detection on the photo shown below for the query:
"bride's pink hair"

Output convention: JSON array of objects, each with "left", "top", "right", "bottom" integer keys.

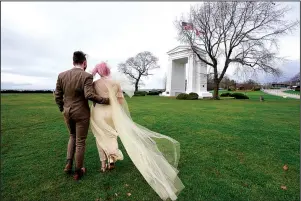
[{"left": 92, "top": 62, "right": 111, "bottom": 77}]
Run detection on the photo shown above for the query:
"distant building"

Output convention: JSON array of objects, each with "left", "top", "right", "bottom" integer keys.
[
  {"left": 291, "top": 79, "right": 300, "bottom": 87},
  {"left": 271, "top": 83, "right": 289, "bottom": 88}
]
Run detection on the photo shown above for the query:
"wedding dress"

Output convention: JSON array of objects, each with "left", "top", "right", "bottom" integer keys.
[{"left": 90, "top": 77, "right": 184, "bottom": 201}]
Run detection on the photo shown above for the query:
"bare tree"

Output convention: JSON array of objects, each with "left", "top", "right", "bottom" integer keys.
[
  {"left": 289, "top": 72, "right": 300, "bottom": 86},
  {"left": 118, "top": 51, "right": 160, "bottom": 92},
  {"left": 291, "top": 72, "right": 300, "bottom": 82},
  {"left": 175, "top": 2, "right": 299, "bottom": 99},
  {"left": 220, "top": 75, "right": 231, "bottom": 90}
]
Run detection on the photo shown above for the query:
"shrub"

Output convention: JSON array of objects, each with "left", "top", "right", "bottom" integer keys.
[
  {"left": 230, "top": 93, "right": 249, "bottom": 99},
  {"left": 220, "top": 92, "right": 232, "bottom": 97},
  {"left": 176, "top": 93, "right": 189, "bottom": 100},
  {"left": 252, "top": 87, "right": 261, "bottom": 91},
  {"left": 295, "top": 86, "right": 300, "bottom": 91},
  {"left": 134, "top": 91, "right": 147, "bottom": 96},
  {"left": 187, "top": 92, "right": 199, "bottom": 100},
  {"left": 147, "top": 91, "right": 160, "bottom": 95},
  {"left": 227, "top": 88, "right": 232, "bottom": 91}
]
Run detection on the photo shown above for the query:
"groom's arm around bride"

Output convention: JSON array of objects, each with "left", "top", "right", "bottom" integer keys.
[
  {"left": 55, "top": 73, "right": 109, "bottom": 113},
  {"left": 84, "top": 74, "right": 110, "bottom": 106}
]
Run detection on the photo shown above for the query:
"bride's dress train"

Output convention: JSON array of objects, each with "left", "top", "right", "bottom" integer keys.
[{"left": 90, "top": 79, "right": 184, "bottom": 200}]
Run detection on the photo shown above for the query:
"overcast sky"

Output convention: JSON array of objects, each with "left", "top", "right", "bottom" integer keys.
[{"left": 1, "top": 2, "right": 300, "bottom": 90}]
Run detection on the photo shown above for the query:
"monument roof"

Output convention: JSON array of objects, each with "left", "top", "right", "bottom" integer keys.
[{"left": 167, "top": 45, "right": 205, "bottom": 55}]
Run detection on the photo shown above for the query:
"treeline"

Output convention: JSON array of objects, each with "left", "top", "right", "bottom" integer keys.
[
  {"left": 1, "top": 90, "right": 54, "bottom": 93},
  {"left": 207, "top": 75, "right": 262, "bottom": 91}
]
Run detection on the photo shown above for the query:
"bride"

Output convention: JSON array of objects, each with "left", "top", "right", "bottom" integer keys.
[{"left": 90, "top": 62, "right": 184, "bottom": 201}]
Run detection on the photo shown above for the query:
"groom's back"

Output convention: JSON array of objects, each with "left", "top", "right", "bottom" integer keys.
[{"left": 58, "top": 68, "right": 91, "bottom": 119}]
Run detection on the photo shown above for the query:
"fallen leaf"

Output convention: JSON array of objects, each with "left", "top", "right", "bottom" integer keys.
[
  {"left": 127, "top": 193, "right": 131, "bottom": 196},
  {"left": 283, "top": 164, "right": 289, "bottom": 171},
  {"left": 125, "top": 184, "right": 129, "bottom": 187},
  {"left": 281, "top": 185, "right": 287, "bottom": 190},
  {"left": 115, "top": 193, "right": 118, "bottom": 196}
]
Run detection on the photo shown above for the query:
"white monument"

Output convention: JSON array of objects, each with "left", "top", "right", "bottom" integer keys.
[{"left": 161, "top": 45, "right": 213, "bottom": 98}]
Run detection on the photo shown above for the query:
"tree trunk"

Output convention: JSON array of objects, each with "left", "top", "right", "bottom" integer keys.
[
  {"left": 213, "top": 80, "right": 220, "bottom": 100},
  {"left": 135, "top": 76, "right": 141, "bottom": 92},
  {"left": 135, "top": 74, "right": 141, "bottom": 92},
  {"left": 135, "top": 82, "right": 139, "bottom": 92}
]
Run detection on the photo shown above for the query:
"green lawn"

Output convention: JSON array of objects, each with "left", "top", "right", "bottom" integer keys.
[
  {"left": 283, "top": 90, "right": 300, "bottom": 95},
  {"left": 1, "top": 92, "right": 300, "bottom": 201}
]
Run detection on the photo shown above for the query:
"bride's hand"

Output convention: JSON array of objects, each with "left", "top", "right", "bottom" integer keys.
[{"left": 118, "top": 98, "right": 123, "bottom": 105}]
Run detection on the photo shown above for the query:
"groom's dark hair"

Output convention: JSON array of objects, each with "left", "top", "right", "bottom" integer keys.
[{"left": 73, "top": 51, "right": 87, "bottom": 65}]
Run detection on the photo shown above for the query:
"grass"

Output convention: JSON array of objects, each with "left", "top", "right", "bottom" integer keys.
[
  {"left": 1, "top": 91, "right": 300, "bottom": 201},
  {"left": 283, "top": 90, "right": 300, "bottom": 95}
]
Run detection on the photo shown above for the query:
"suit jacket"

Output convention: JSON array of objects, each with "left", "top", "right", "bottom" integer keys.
[{"left": 54, "top": 67, "right": 109, "bottom": 120}]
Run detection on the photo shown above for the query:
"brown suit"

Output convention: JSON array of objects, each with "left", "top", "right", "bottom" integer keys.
[{"left": 54, "top": 67, "right": 109, "bottom": 170}]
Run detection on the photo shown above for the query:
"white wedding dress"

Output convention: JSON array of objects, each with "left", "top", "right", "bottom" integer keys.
[{"left": 90, "top": 77, "right": 184, "bottom": 201}]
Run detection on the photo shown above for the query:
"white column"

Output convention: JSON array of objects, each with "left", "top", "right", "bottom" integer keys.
[
  {"left": 166, "top": 58, "right": 172, "bottom": 94},
  {"left": 162, "top": 58, "right": 173, "bottom": 96},
  {"left": 196, "top": 53, "right": 213, "bottom": 98},
  {"left": 193, "top": 57, "right": 201, "bottom": 94},
  {"left": 170, "top": 61, "right": 186, "bottom": 96},
  {"left": 186, "top": 54, "right": 196, "bottom": 93},
  {"left": 199, "top": 61, "right": 207, "bottom": 92}
]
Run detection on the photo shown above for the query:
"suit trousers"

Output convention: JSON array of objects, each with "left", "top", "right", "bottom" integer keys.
[{"left": 63, "top": 110, "right": 90, "bottom": 169}]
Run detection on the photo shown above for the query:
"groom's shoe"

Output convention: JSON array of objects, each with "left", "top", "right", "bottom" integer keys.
[
  {"left": 64, "top": 159, "right": 73, "bottom": 174},
  {"left": 73, "top": 167, "right": 86, "bottom": 181},
  {"left": 64, "top": 163, "right": 73, "bottom": 174}
]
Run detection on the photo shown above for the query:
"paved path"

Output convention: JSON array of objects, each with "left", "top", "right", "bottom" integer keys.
[{"left": 262, "top": 89, "right": 300, "bottom": 99}]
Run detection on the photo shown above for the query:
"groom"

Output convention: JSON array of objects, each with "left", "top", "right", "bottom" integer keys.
[{"left": 54, "top": 51, "right": 110, "bottom": 180}]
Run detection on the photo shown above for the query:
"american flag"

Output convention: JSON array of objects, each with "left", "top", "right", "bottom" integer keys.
[
  {"left": 182, "top": 22, "right": 204, "bottom": 36},
  {"left": 182, "top": 22, "right": 193, "bottom": 30}
]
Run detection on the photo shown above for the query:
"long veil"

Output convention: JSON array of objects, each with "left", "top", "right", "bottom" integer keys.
[{"left": 104, "top": 74, "right": 185, "bottom": 200}]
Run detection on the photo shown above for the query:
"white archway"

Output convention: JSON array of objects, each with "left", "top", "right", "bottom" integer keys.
[{"left": 161, "top": 46, "right": 212, "bottom": 98}]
